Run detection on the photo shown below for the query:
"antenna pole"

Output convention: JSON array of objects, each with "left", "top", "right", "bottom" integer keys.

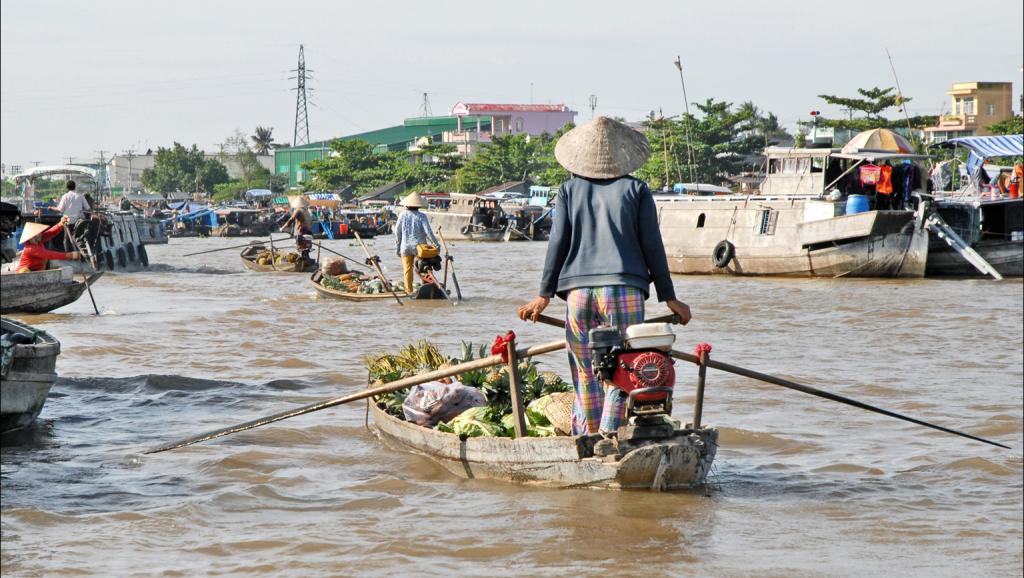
[
  {"left": 885, "top": 48, "right": 916, "bottom": 146},
  {"left": 673, "top": 56, "right": 696, "bottom": 184}
]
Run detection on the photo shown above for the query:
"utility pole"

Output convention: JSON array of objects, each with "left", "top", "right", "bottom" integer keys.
[
  {"left": 124, "top": 149, "right": 137, "bottom": 194},
  {"left": 66, "top": 156, "right": 74, "bottom": 165},
  {"left": 291, "top": 44, "right": 312, "bottom": 146},
  {"left": 588, "top": 94, "right": 597, "bottom": 118},
  {"left": 95, "top": 150, "right": 109, "bottom": 201}
]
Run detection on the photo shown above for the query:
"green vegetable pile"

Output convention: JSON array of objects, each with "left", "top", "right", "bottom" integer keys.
[{"left": 365, "top": 341, "right": 573, "bottom": 438}]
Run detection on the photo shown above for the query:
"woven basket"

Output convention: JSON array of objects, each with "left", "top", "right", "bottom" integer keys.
[{"left": 542, "top": 392, "right": 575, "bottom": 436}]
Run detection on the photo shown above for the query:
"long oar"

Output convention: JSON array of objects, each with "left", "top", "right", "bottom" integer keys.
[
  {"left": 353, "top": 231, "right": 403, "bottom": 306},
  {"left": 532, "top": 314, "right": 1007, "bottom": 449},
  {"left": 667, "top": 349, "right": 1008, "bottom": 449},
  {"left": 64, "top": 228, "right": 99, "bottom": 315},
  {"left": 436, "top": 228, "right": 463, "bottom": 301},
  {"left": 144, "top": 338, "right": 568, "bottom": 454},
  {"left": 184, "top": 237, "right": 292, "bottom": 257}
]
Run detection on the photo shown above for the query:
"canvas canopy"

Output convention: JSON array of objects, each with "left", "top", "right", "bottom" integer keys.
[{"left": 931, "top": 135, "right": 1023, "bottom": 180}]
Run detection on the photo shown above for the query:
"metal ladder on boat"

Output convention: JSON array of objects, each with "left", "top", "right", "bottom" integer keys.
[{"left": 923, "top": 213, "right": 1003, "bottom": 280}]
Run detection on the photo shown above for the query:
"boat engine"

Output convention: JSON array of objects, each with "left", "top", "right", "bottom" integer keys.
[{"left": 590, "top": 323, "right": 676, "bottom": 425}]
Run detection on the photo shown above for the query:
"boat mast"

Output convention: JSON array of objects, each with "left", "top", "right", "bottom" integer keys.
[{"left": 673, "top": 56, "right": 697, "bottom": 190}]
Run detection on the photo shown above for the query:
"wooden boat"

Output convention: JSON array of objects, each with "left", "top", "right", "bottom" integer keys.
[
  {"left": 309, "top": 271, "right": 409, "bottom": 301},
  {"left": 368, "top": 403, "right": 718, "bottom": 490},
  {"left": 0, "top": 267, "right": 103, "bottom": 314},
  {"left": 239, "top": 245, "right": 317, "bottom": 273},
  {"left": 656, "top": 142, "right": 931, "bottom": 277},
  {"left": 1, "top": 317, "right": 60, "bottom": 433}
]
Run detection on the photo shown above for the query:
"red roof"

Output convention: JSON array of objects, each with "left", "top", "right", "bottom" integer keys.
[{"left": 461, "top": 103, "right": 568, "bottom": 113}]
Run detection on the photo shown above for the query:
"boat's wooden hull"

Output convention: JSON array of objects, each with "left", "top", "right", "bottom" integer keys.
[
  {"left": 658, "top": 198, "right": 928, "bottom": 277},
  {"left": 926, "top": 238, "right": 1024, "bottom": 277},
  {"left": 309, "top": 276, "right": 409, "bottom": 301},
  {"left": 369, "top": 403, "right": 718, "bottom": 490},
  {"left": 0, "top": 268, "right": 103, "bottom": 314},
  {"left": 240, "top": 252, "right": 316, "bottom": 273},
  {"left": 1, "top": 317, "right": 60, "bottom": 433}
]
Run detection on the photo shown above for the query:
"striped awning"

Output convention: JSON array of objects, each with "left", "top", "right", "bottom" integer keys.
[{"left": 935, "top": 135, "right": 1023, "bottom": 179}]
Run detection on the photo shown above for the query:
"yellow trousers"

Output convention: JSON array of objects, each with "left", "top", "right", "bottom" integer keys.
[{"left": 401, "top": 255, "right": 415, "bottom": 292}]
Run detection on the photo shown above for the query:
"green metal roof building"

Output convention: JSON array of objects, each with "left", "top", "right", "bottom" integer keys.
[{"left": 275, "top": 115, "right": 490, "bottom": 187}]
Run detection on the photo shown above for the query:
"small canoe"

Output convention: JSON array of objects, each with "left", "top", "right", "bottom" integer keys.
[
  {"left": 368, "top": 402, "right": 719, "bottom": 490},
  {"left": 0, "top": 268, "right": 104, "bottom": 314},
  {"left": 1, "top": 317, "right": 60, "bottom": 433},
  {"left": 309, "top": 272, "right": 409, "bottom": 301},
  {"left": 240, "top": 246, "right": 317, "bottom": 273}
]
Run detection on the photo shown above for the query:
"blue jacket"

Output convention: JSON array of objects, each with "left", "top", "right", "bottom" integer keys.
[{"left": 540, "top": 176, "right": 676, "bottom": 301}]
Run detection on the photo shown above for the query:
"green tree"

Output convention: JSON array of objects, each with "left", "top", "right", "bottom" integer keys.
[
  {"left": 407, "top": 141, "right": 463, "bottom": 191},
  {"left": 986, "top": 115, "right": 1023, "bottom": 135},
  {"left": 301, "top": 139, "right": 409, "bottom": 197},
  {"left": 636, "top": 99, "right": 765, "bottom": 189},
  {"left": 140, "top": 143, "right": 229, "bottom": 193},
  {"left": 533, "top": 125, "right": 573, "bottom": 187},
  {"left": 815, "top": 87, "right": 937, "bottom": 132},
  {"left": 251, "top": 126, "right": 275, "bottom": 155},
  {"left": 455, "top": 133, "right": 546, "bottom": 193}
]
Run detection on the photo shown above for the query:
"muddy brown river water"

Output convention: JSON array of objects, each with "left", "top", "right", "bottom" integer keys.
[{"left": 2, "top": 236, "right": 1022, "bottom": 577}]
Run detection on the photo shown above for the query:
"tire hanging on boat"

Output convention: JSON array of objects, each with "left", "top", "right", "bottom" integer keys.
[
  {"left": 116, "top": 247, "right": 127, "bottom": 268},
  {"left": 460, "top": 225, "right": 472, "bottom": 236},
  {"left": 712, "top": 240, "right": 735, "bottom": 269},
  {"left": 126, "top": 243, "right": 136, "bottom": 263},
  {"left": 103, "top": 250, "right": 115, "bottom": 270},
  {"left": 137, "top": 244, "right": 149, "bottom": 267}
]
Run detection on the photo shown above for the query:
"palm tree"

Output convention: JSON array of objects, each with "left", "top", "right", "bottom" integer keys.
[{"left": 251, "top": 126, "right": 275, "bottom": 155}]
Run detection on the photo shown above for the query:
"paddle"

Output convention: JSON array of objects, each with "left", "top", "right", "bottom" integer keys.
[
  {"left": 64, "top": 228, "right": 99, "bottom": 315},
  {"left": 436, "top": 228, "right": 463, "bottom": 301},
  {"left": 531, "top": 314, "right": 1008, "bottom": 450},
  {"left": 666, "top": 349, "right": 1008, "bottom": 449},
  {"left": 353, "top": 231, "right": 403, "bottom": 306},
  {"left": 144, "top": 338, "right": 568, "bottom": 454},
  {"left": 183, "top": 237, "right": 292, "bottom": 257}
]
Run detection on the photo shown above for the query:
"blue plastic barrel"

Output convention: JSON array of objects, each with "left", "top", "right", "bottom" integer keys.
[{"left": 846, "top": 194, "right": 870, "bottom": 215}]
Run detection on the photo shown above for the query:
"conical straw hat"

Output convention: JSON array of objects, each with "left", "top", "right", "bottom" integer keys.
[
  {"left": 554, "top": 116, "right": 651, "bottom": 179},
  {"left": 19, "top": 222, "right": 49, "bottom": 244},
  {"left": 289, "top": 195, "right": 309, "bottom": 209},
  {"left": 400, "top": 191, "right": 425, "bottom": 208}
]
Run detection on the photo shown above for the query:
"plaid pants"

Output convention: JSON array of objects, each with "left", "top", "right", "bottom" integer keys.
[{"left": 565, "top": 286, "right": 645, "bottom": 435}]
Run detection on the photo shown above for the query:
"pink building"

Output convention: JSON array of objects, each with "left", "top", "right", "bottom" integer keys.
[{"left": 445, "top": 102, "right": 577, "bottom": 155}]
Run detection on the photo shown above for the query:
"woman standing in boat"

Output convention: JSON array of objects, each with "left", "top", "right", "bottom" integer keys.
[
  {"left": 394, "top": 192, "right": 440, "bottom": 292},
  {"left": 518, "top": 117, "right": 691, "bottom": 435}
]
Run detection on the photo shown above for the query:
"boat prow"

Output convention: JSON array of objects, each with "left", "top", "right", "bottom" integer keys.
[
  {"left": 0, "top": 267, "right": 104, "bottom": 314},
  {"left": 1, "top": 317, "right": 60, "bottom": 433},
  {"left": 368, "top": 403, "right": 718, "bottom": 490}
]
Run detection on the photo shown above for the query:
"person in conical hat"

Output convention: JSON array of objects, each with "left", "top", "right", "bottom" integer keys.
[
  {"left": 280, "top": 196, "right": 313, "bottom": 261},
  {"left": 15, "top": 216, "right": 82, "bottom": 273},
  {"left": 518, "top": 116, "right": 692, "bottom": 435},
  {"left": 394, "top": 191, "right": 439, "bottom": 292}
]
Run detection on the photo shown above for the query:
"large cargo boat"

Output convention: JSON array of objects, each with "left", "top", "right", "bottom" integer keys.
[{"left": 657, "top": 139, "right": 931, "bottom": 277}]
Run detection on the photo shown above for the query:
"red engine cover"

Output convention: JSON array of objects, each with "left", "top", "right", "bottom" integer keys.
[{"left": 610, "top": 350, "right": 675, "bottom": 401}]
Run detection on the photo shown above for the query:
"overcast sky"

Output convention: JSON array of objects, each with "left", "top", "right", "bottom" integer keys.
[{"left": 2, "top": 0, "right": 1021, "bottom": 169}]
